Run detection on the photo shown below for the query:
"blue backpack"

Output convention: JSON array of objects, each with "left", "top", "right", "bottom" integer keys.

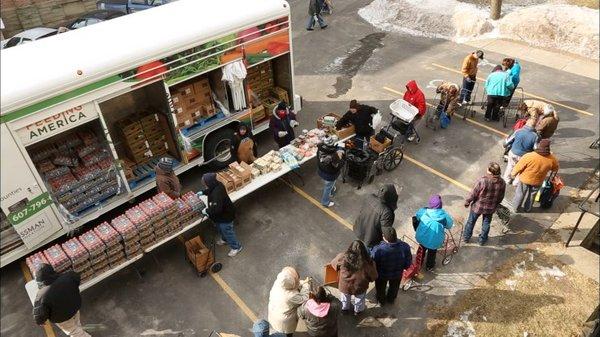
[{"left": 440, "top": 110, "right": 451, "bottom": 129}]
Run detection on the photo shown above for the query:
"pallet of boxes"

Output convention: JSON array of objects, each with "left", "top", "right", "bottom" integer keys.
[
  {"left": 247, "top": 62, "right": 278, "bottom": 124},
  {"left": 171, "top": 78, "right": 216, "bottom": 129},
  {"left": 216, "top": 162, "right": 253, "bottom": 194}
]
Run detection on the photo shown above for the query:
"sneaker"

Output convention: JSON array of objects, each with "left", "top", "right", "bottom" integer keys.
[
  {"left": 478, "top": 240, "right": 487, "bottom": 246},
  {"left": 503, "top": 154, "right": 509, "bottom": 162},
  {"left": 324, "top": 201, "right": 335, "bottom": 208},
  {"left": 321, "top": 25, "right": 328, "bottom": 29},
  {"left": 306, "top": 28, "right": 314, "bottom": 31},
  {"left": 407, "top": 134, "right": 416, "bottom": 142},
  {"left": 215, "top": 238, "right": 227, "bottom": 246},
  {"left": 228, "top": 246, "right": 243, "bottom": 257},
  {"left": 463, "top": 237, "right": 471, "bottom": 243},
  {"left": 461, "top": 100, "right": 469, "bottom": 105}
]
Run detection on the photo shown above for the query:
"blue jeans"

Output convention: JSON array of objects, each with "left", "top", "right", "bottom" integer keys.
[
  {"left": 340, "top": 292, "right": 366, "bottom": 313},
  {"left": 463, "top": 210, "right": 493, "bottom": 243},
  {"left": 307, "top": 14, "right": 326, "bottom": 29},
  {"left": 217, "top": 221, "right": 241, "bottom": 250},
  {"left": 321, "top": 179, "right": 336, "bottom": 206},
  {"left": 459, "top": 77, "right": 475, "bottom": 102}
]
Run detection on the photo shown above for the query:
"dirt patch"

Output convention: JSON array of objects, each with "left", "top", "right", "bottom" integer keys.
[{"left": 421, "top": 249, "right": 599, "bottom": 337}]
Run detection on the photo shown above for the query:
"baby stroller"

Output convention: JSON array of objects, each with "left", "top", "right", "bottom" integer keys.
[{"left": 387, "top": 99, "right": 421, "bottom": 144}]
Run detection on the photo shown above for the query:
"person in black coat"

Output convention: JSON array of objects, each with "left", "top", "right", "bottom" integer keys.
[
  {"left": 201, "top": 172, "right": 243, "bottom": 257},
  {"left": 353, "top": 184, "right": 398, "bottom": 248},
  {"left": 232, "top": 123, "right": 258, "bottom": 164},
  {"left": 335, "top": 100, "right": 378, "bottom": 148},
  {"left": 33, "top": 264, "right": 91, "bottom": 337},
  {"left": 269, "top": 101, "right": 299, "bottom": 148},
  {"left": 317, "top": 136, "right": 344, "bottom": 208}
]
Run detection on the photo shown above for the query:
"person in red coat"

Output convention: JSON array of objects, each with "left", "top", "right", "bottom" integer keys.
[{"left": 402, "top": 80, "right": 426, "bottom": 142}]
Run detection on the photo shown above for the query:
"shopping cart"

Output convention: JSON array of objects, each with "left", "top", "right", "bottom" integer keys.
[
  {"left": 496, "top": 202, "right": 512, "bottom": 234},
  {"left": 481, "top": 86, "right": 524, "bottom": 128},
  {"left": 441, "top": 221, "right": 464, "bottom": 265},
  {"left": 461, "top": 81, "right": 480, "bottom": 120}
]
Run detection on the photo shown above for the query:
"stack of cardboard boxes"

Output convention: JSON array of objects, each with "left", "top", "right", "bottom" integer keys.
[
  {"left": 117, "top": 113, "right": 168, "bottom": 165},
  {"left": 171, "top": 77, "right": 216, "bottom": 129},
  {"left": 216, "top": 162, "right": 253, "bottom": 194},
  {"left": 246, "top": 61, "right": 274, "bottom": 100}
]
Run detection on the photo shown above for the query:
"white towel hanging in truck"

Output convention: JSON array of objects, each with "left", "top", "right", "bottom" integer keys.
[{"left": 222, "top": 60, "right": 247, "bottom": 111}]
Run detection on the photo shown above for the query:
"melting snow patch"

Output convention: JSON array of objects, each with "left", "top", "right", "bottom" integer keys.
[
  {"left": 512, "top": 261, "right": 526, "bottom": 278},
  {"left": 140, "top": 329, "right": 183, "bottom": 336},
  {"left": 445, "top": 309, "right": 476, "bottom": 337},
  {"left": 535, "top": 264, "right": 566, "bottom": 281},
  {"left": 505, "top": 279, "right": 517, "bottom": 291}
]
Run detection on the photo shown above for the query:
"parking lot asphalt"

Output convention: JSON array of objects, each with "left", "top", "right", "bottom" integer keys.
[{"left": 1, "top": 0, "right": 598, "bottom": 336}]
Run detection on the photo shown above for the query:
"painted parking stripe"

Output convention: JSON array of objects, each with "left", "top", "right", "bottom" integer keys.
[
  {"left": 430, "top": 62, "right": 594, "bottom": 116},
  {"left": 382, "top": 86, "right": 509, "bottom": 138},
  {"left": 20, "top": 262, "right": 57, "bottom": 337}
]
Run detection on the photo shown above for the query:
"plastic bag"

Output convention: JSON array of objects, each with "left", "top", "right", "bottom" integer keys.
[
  {"left": 440, "top": 110, "right": 451, "bottom": 129},
  {"left": 372, "top": 111, "right": 383, "bottom": 131}
]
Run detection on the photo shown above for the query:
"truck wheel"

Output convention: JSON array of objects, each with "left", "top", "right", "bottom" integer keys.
[{"left": 204, "top": 128, "right": 236, "bottom": 169}]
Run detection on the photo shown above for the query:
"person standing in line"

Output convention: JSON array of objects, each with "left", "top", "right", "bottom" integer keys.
[
  {"left": 317, "top": 136, "right": 344, "bottom": 208},
  {"left": 535, "top": 105, "right": 559, "bottom": 139},
  {"left": 463, "top": 162, "right": 506, "bottom": 246},
  {"left": 370, "top": 227, "right": 412, "bottom": 306},
  {"left": 270, "top": 101, "right": 299, "bottom": 148},
  {"left": 329, "top": 240, "right": 378, "bottom": 316},
  {"left": 297, "top": 286, "right": 341, "bottom": 337},
  {"left": 353, "top": 184, "right": 399, "bottom": 248},
  {"left": 403, "top": 80, "right": 426, "bottom": 141},
  {"left": 509, "top": 139, "right": 559, "bottom": 213},
  {"left": 155, "top": 157, "right": 181, "bottom": 199},
  {"left": 503, "top": 119, "right": 539, "bottom": 184},
  {"left": 200, "top": 173, "right": 242, "bottom": 256},
  {"left": 459, "top": 50, "right": 484, "bottom": 105},
  {"left": 435, "top": 81, "right": 460, "bottom": 118},
  {"left": 503, "top": 58, "right": 521, "bottom": 105},
  {"left": 335, "top": 99, "right": 378, "bottom": 149},
  {"left": 33, "top": 264, "right": 91, "bottom": 337},
  {"left": 413, "top": 195, "right": 454, "bottom": 271},
  {"left": 307, "top": 0, "right": 327, "bottom": 31},
  {"left": 268, "top": 267, "right": 313, "bottom": 337},
  {"left": 484, "top": 65, "right": 514, "bottom": 122}
]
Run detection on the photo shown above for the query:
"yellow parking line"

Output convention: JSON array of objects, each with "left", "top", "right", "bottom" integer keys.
[
  {"left": 403, "top": 155, "right": 471, "bottom": 192},
  {"left": 382, "top": 86, "right": 509, "bottom": 137},
  {"left": 430, "top": 62, "right": 594, "bottom": 116},
  {"left": 210, "top": 272, "right": 258, "bottom": 322},
  {"left": 20, "top": 262, "right": 56, "bottom": 337},
  {"left": 280, "top": 178, "right": 353, "bottom": 230}
]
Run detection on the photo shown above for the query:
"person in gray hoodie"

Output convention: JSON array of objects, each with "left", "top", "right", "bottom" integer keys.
[{"left": 353, "top": 184, "right": 398, "bottom": 248}]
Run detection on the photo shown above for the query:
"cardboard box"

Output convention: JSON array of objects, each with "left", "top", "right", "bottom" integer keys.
[
  {"left": 229, "top": 162, "right": 251, "bottom": 186},
  {"left": 184, "top": 236, "right": 214, "bottom": 273},
  {"left": 228, "top": 169, "right": 243, "bottom": 189},
  {"left": 336, "top": 125, "right": 355, "bottom": 140},
  {"left": 177, "top": 84, "right": 194, "bottom": 97},
  {"left": 116, "top": 118, "right": 143, "bottom": 137},
  {"left": 139, "top": 113, "right": 159, "bottom": 128},
  {"left": 192, "top": 78, "right": 211, "bottom": 95},
  {"left": 271, "top": 87, "right": 289, "bottom": 104},
  {"left": 251, "top": 105, "right": 266, "bottom": 123},
  {"left": 216, "top": 172, "right": 235, "bottom": 193},
  {"left": 369, "top": 135, "right": 391, "bottom": 153},
  {"left": 263, "top": 97, "right": 279, "bottom": 114}
]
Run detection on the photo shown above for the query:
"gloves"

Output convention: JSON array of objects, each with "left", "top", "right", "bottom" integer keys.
[
  {"left": 196, "top": 191, "right": 203, "bottom": 196},
  {"left": 201, "top": 208, "right": 208, "bottom": 216},
  {"left": 278, "top": 131, "right": 288, "bottom": 138},
  {"left": 290, "top": 120, "right": 299, "bottom": 128}
]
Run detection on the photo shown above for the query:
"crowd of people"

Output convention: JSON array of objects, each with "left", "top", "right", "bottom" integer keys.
[{"left": 31, "top": 50, "right": 565, "bottom": 337}]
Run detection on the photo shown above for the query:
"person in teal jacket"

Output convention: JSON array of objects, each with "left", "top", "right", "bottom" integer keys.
[
  {"left": 413, "top": 195, "right": 454, "bottom": 271},
  {"left": 504, "top": 58, "right": 521, "bottom": 106},
  {"left": 484, "top": 65, "right": 514, "bottom": 122}
]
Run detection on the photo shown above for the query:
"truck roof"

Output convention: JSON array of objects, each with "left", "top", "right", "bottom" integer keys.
[{"left": 0, "top": 0, "right": 289, "bottom": 118}]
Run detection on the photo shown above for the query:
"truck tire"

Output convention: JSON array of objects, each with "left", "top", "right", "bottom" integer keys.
[{"left": 204, "top": 128, "right": 236, "bottom": 169}]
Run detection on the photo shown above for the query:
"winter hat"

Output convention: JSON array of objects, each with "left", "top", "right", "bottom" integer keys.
[
  {"left": 250, "top": 320, "right": 270, "bottom": 337},
  {"left": 202, "top": 172, "right": 218, "bottom": 190},
  {"left": 428, "top": 195, "right": 443, "bottom": 209},
  {"left": 276, "top": 101, "right": 287, "bottom": 111},
  {"left": 35, "top": 263, "right": 58, "bottom": 287},
  {"left": 349, "top": 100, "right": 360, "bottom": 110},
  {"left": 536, "top": 139, "right": 551, "bottom": 156},
  {"left": 157, "top": 157, "right": 174, "bottom": 172},
  {"left": 543, "top": 104, "right": 555, "bottom": 116},
  {"left": 323, "top": 136, "right": 335, "bottom": 146},
  {"left": 476, "top": 50, "right": 484, "bottom": 59}
]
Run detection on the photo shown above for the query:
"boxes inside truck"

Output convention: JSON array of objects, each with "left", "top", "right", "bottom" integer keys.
[
  {"left": 25, "top": 120, "right": 122, "bottom": 217},
  {"left": 98, "top": 82, "right": 181, "bottom": 189},
  {"left": 246, "top": 57, "right": 292, "bottom": 125}
]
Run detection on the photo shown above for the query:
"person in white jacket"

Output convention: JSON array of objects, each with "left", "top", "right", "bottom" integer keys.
[{"left": 268, "top": 267, "right": 312, "bottom": 336}]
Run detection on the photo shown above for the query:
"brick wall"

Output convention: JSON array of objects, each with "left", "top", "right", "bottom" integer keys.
[{"left": 1, "top": 0, "right": 97, "bottom": 38}]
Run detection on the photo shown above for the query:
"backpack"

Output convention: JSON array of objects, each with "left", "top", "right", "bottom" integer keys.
[{"left": 440, "top": 110, "right": 451, "bottom": 129}]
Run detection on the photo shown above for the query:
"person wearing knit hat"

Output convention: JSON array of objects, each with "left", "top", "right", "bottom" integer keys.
[
  {"left": 535, "top": 104, "right": 559, "bottom": 139},
  {"left": 200, "top": 172, "right": 242, "bottom": 257},
  {"left": 413, "top": 194, "right": 454, "bottom": 270},
  {"left": 317, "top": 136, "right": 344, "bottom": 207},
  {"left": 335, "top": 99, "right": 379, "bottom": 149},
  {"left": 269, "top": 101, "right": 299, "bottom": 148},
  {"left": 155, "top": 157, "right": 181, "bottom": 199},
  {"left": 510, "top": 139, "right": 559, "bottom": 212}
]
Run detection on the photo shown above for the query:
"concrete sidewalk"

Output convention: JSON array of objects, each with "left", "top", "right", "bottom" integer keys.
[{"left": 464, "top": 38, "right": 599, "bottom": 80}]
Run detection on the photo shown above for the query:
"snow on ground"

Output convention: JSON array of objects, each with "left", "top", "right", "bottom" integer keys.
[
  {"left": 535, "top": 264, "right": 566, "bottom": 281},
  {"left": 445, "top": 309, "right": 477, "bottom": 337},
  {"left": 358, "top": 0, "right": 599, "bottom": 59}
]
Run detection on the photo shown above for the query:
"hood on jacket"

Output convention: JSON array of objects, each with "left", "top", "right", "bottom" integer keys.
[
  {"left": 35, "top": 263, "right": 59, "bottom": 287},
  {"left": 272, "top": 102, "right": 288, "bottom": 120},
  {"left": 305, "top": 299, "right": 330, "bottom": 318},
  {"left": 378, "top": 184, "right": 398, "bottom": 210},
  {"left": 423, "top": 208, "right": 449, "bottom": 222},
  {"left": 405, "top": 80, "right": 419, "bottom": 94},
  {"left": 202, "top": 173, "right": 218, "bottom": 191},
  {"left": 275, "top": 267, "right": 299, "bottom": 290}
]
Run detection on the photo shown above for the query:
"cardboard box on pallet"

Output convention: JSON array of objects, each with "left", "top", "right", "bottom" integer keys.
[
  {"left": 116, "top": 118, "right": 143, "bottom": 138},
  {"left": 271, "top": 87, "right": 289, "bottom": 104}
]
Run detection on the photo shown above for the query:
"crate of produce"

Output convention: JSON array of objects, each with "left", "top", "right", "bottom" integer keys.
[
  {"left": 94, "top": 222, "right": 121, "bottom": 247},
  {"left": 62, "top": 237, "right": 90, "bottom": 264},
  {"left": 116, "top": 118, "right": 143, "bottom": 137},
  {"left": 43, "top": 245, "right": 71, "bottom": 273},
  {"left": 139, "top": 113, "right": 159, "bottom": 128},
  {"left": 216, "top": 171, "right": 236, "bottom": 193},
  {"left": 271, "top": 87, "right": 289, "bottom": 104},
  {"left": 26, "top": 252, "right": 49, "bottom": 276},
  {"left": 111, "top": 215, "right": 139, "bottom": 241}
]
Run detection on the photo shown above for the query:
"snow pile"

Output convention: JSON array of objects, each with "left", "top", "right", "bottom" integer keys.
[
  {"left": 358, "top": 0, "right": 599, "bottom": 59},
  {"left": 535, "top": 264, "right": 566, "bottom": 281},
  {"left": 445, "top": 309, "right": 477, "bottom": 337}
]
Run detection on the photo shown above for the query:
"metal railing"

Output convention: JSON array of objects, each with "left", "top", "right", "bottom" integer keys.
[{"left": 565, "top": 186, "right": 599, "bottom": 247}]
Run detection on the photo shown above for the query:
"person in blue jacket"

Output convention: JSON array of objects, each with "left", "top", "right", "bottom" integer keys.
[
  {"left": 503, "top": 58, "right": 521, "bottom": 106},
  {"left": 413, "top": 195, "right": 454, "bottom": 271},
  {"left": 484, "top": 65, "right": 514, "bottom": 122}
]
